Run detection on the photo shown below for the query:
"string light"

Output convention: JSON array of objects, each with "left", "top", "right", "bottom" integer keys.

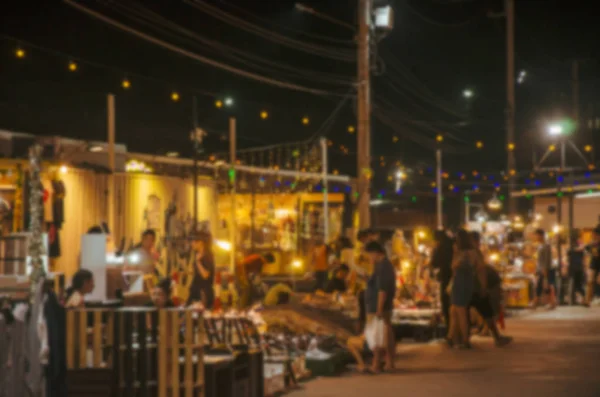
[
  {"left": 215, "top": 99, "right": 223, "bottom": 108},
  {"left": 15, "top": 48, "right": 26, "bottom": 59},
  {"left": 476, "top": 141, "right": 483, "bottom": 149},
  {"left": 68, "top": 61, "right": 78, "bottom": 72},
  {"left": 347, "top": 125, "right": 355, "bottom": 133},
  {"left": 509, "top": 169, "right": 516, "bottom": 176},
  {"left": 171, "top": 92, "right": 180, "bottom": 102},
  {"left": 122, "top": 79, "right": 131, "bottom": 89},
  {"left": 436, "top": 134, "right": 444, "bottom": 143},
  {"left": 302, "top": 116, "right": 310, "bottom": 125},
  {"left": 392, "top": 136, "right": 399, "bottom": 143},
  {"left": 507, "top": 143, "right": 515, "bottom": 151},
  {"left": 260, "top": 110, "right": 268, "bottom": 120},
  {"left": 584, "top": 145, "right": 593, "bottom": 152},
  {"left": 549, "top": 144, "right": 556, "bottom": 152}
]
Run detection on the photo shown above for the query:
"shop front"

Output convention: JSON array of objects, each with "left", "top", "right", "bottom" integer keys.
[{"left": 216, "top": 192, "right": 346, "bottom": 274}]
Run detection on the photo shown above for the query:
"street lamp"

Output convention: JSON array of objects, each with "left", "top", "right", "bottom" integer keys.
[{"left": 548, "top": 124, "right": 564, "bottom": 136}]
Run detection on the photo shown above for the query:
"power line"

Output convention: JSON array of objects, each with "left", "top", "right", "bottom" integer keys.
[
  {"left": 183, "top": 0, "right": 356, "bottom": 62},
  {"left": 64, "top": 0, "right": 347, "bottom": 97}
]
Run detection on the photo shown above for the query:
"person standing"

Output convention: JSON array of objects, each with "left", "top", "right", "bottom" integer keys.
[
  {"left": 469, "top": 231, "right": 512, "bottom": 347},
  {"left": 533, "top": 229, "right": 557, "bottom": 309},
  {"left": 568, "top": 236, "right": 587, "bottom": 306},
  {"left": 364, "top": 241, "right": 397, "bottom": 373},
  {"left": 430, "top": 230, "right": 453, "bottom": 335},
  {"left": 447, "top": 229, "right": 479, "bottom": 349},
  {"left": 585, "top": 225, "right": 600, "bottom": 305},
  {"left": 187, "top": 232, "right": 215, "bottom": 308},
  {"left": 312, "top": 238, "right": 329, "bottom": 292}
]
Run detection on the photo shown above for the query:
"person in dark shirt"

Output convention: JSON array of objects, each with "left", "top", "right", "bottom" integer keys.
[
  {"left": 568, "top": 236, "right": 587, "bottom": 306},
  {"left": 585, "top": 226, "right": 600, "bottom": 305},
  {"left": 324, "top": 264, "right": 350, "bottom": 294},
  {"left": 149, "top": 278, "right": 175, "bottom": 309},
  {"left": 187, "top": 232, "right": 215, "bottom": 308},
  {"left": 364, "top": 241, "right": 397, "bottom": 373},
  {"left": 430, "top": 230, "right": 454, "bottom": 334}
]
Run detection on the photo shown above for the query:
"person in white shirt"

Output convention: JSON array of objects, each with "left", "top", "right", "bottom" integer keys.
[{"left": 64, "top": 269, "right": 95, "bottom": 308}]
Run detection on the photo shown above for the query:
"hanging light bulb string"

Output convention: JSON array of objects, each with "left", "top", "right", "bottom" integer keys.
[{"left": 28, "top": 144, "right": 46, "bottom": 298}]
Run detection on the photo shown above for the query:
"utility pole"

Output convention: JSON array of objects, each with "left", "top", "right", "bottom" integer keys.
[
  {"left": 436, "top": 148, "right": 443, "bottom": 230},
  {"left": 192, "top": 95, "right": 199, "bottom": 232},
  {"left": 320, "top": 137, "right": 329, "bottom": 242},
  {"left": 357, "top": 0, "right": 372, "bottom": 230},
  {"left": 506, "top": 0, "right": 516, "bottom": 215},
  {"left": 107, "top": 94, "right": 116, "bottom": 237},
  {"left": 229, "top": 117, "right": 237, "bottom": 273},
  {"left": 568, "top": 60, "right": 579, "bottom": 243}
]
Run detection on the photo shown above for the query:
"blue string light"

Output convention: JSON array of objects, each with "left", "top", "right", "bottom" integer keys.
[
  {"left": 534, "top": 180, "right": 541, "bottom": 187},
  {"left": 585, "top": 171, "right": 591, "bottom": 178},
  {"left": 557, "top": 175, "right": 564, "bottom": 183}
]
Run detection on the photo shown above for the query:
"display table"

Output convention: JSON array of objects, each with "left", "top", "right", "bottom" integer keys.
[
  {"left": 204, "top": 355, "right": 235, "bottom": 397},
  {"left": 392, "top": 307, "right": 444, "bottom": 341}
]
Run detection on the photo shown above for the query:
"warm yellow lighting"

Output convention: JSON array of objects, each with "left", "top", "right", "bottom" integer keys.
[
  {"left": 401, "top": 260, "right": 412, "bottom": 270},
  {"left": 68, "top": 61, "right": 78, "bottom": 72},
  {"left": 507, "top": 143, "right": 515, "bottom": 151},
  {"left": 348, "top": 125, "right": 355, "bottom": 133},
  {"left": 589, "top": 164, "right": 596, "bottom": 171},
  {"left": 171, "top": 92, "right": 180, "bottom": 102},
  {"left": 392, "top": 136, "right": 399, "bottom": 143},
  {"left": 89, "top": 145, "right": 103, "bottom": 153},
  {"left": 216, "top": 240, "right": 232, "bottom": 251},
  {"left": 260, "top": 110, "right": 268, "bottom": 120},
  {"left": 552, "top": 224, "right": 562, "bottom": 234},
  {"left": 16, "top": 48, "right": 26, "bottom": 59},
  {"left": 215, "top": 100, "right": 223, "bottom": 108},
  {"left": 436, "top": 134, "right": 443, "bottom": 142},
  {"left": 166, "top": 151, "right": 179, "bottom": 158},
  {"left": 476, "top": 141, "right": 483, "bottom": 149},
  {"left": 302, "top": 117, "right": 310, "bottom": 125},
  {"left": 584, "top": 145, "right": 592, "bottom": 153},
  {"left": 126, "top": 159, "right": 152, "bottom": 173},
  {"left": 417, "top": 231, "right": 426, "bottom": 239},
  {"left": 509, "top": 169, "right": 516, "bottom": 176},
  {"left": 489, "top": 253, "right": 500, "bottom": 263},
  {"left": 549, "top": 144, "right": 556, "bottom": 152},
  {"left": 292, "top": 259, "right": 303, "bottom": 269},
  {"left": 59, "top": 165, "right": 68, "bottom": 174},
  {"left": 122, "top": 79, "right": 131, "bottom": 89},
  {"left": 535, "top": 213, "right": 543, "bottom": 221}
]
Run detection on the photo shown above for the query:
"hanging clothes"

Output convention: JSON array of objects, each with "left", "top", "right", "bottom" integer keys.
[
  {"left": 42, "top": 180, "right": 54, "bottom": 223},
  {"left": 51, "top": 179, "right": 66, "bottom": 229},
  {"left": 47, "top": 223, "right": 61, "bottom": 259}
]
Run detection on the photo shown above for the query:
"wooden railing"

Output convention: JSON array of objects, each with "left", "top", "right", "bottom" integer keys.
[{"left": 66, "top": 307, "right": 205, "bottom": 397}]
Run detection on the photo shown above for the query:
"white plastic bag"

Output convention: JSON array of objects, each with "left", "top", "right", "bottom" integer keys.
[{"left": 364, "top": 317, "right": 386, "bottom": 350}]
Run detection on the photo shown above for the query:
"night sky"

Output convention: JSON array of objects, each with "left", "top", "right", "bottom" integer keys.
[{"left": 1, "top": 0, "right": 599, "bottom": 202}]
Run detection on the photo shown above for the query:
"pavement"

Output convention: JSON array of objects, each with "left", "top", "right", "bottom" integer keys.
[{"left": 288, "top": 306, "right": 600, "bottom": 397}]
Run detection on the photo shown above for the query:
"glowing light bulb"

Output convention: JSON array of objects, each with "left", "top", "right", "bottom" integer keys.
[
  {"left": 260, "top": 110, "right": 268, "bottom": 120},
  {"left": 68, "top": 61, "right": 78, "bottom": 72},
  {"left": 302, "top": 117, "right": 310, "bottom": 125},
  {"left": 15, "top": 48, "right": 25, "bottom": 59},
  {"left": 171, "top": 92, "right": 180, "bottom": 102},
  {"left": 122, "top": 79, "right": 131, "bottom": 89},
  {"left": 348, "top": 125, "right": 355, "bottom": 133}
]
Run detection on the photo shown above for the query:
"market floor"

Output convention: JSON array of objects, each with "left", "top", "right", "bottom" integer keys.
[{"left": 288, "top": 306, "right": 600, "bottom": 397}]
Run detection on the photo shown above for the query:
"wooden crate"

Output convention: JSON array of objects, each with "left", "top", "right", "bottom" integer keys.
[{"left": 66, "top": 307, "right": 205, "bottom": 397}]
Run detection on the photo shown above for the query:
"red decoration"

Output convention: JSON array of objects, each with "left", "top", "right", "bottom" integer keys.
[{"left": 43, "top": 189, "right": 49, "bottom": 202}]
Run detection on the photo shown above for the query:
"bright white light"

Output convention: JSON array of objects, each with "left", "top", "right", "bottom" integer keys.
[
  {"left": 489, "top": 253, "right": 500, "bottom": 263},
  {"left": 401, "top": 260, "right": 411, "bottom": 270},
  {"left": 395, "top": 170, "right": 406, "bottom": 180},
  {"left": 417, "top": 230, "right": 426, "bottom": 239},
  {"left": 292, "top": 259, "right": 303, "bottom": 269},
  {"left": 463, "top": 89, "right": 474, "bottom": 99},
  {"left": 417, "top": 244, "right": 426, "bottom": 253},
  {"left": 89, "top": 145, "right": 103, "bottom": 153},
  {"left": 216, "top": 240, "right": 232, "bottom": 251},
  {"left": 128, "top": 252, "right": 140, "bottom": 264},
  {"left": 487, "top": 196, "right": 502, "bottom": 211},
  {"left": 534, "top": 213, "right": 543, "bottom": 221},
  {"left": 374, "top": 5, "right": 394, "bottom": 30},
  {"left": 548, "top": 124, "right": 563, "bottom": 136},
  {"left": 59, "top": 165, "right": 68, "bottom": 174},
  {"left": 224, "top": 97, "right": 234, "bottom": 107},
  {"left": 552, "top": 224, "right": 561, "bottom": 234},
  {"left": 517, "top": 70, "right": 527, "bottom": 84}
]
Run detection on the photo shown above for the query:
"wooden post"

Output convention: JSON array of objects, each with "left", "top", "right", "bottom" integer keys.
[
  {"left": 107, "top": 94, "right": 116, "bottom": 234},
  {"left": 230, "top": 118, "right": 237, "bottom": 273}
]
